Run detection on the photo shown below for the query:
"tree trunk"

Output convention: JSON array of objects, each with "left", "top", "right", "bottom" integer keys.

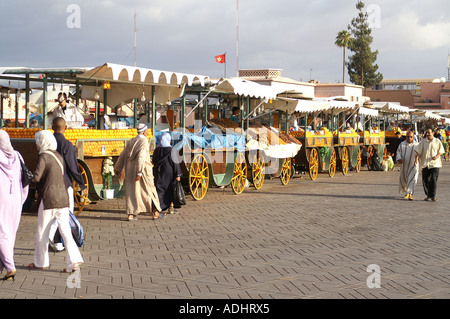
[{"left": 342, "top": 47, "right": 346, "bottom": 83}]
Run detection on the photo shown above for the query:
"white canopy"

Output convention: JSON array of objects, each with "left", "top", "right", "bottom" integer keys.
[
  {"left": 424, "top": 111, "right": 442, "bottom": 120},
  {"left": 78, "top": 62, "right": 209, "bottom": 87},
  {"left": 77, "top": 63, "right": 210, "bottom": 107},
  {"left": 357, "top": 106, "right": 379, "bottom": 117},
  {"left": 371, "top": 102, "right": 410, "bottom": 114},
  {"left": 213, "top": 78, "right": 278, "bottom": 100}
]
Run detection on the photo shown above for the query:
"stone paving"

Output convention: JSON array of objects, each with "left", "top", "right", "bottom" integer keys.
[{"left": 1, "top": 163, "right": 449, "bottom": 300}]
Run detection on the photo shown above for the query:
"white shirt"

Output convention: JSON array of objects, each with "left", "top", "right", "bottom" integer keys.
[
  {"left": 415, "top": 137, "right": 445, "bottom": 169},
  {"left": 52, "top": 103, "right": 84, "bottom": 128}
]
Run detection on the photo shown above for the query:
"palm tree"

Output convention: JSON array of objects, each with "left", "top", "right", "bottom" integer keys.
[{"left": 335, "top": 30, "right": 352, "bottom": 83}]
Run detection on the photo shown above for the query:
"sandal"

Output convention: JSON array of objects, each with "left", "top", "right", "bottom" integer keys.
[
  {"left": 127, "top": 214, "right": 138, "bottom": 221},
  {"left": 152, "top": 213, "right": 166, "bottom": 220},
  {"left": 62, "top": 263, "right": 81, "bottom": 273},
  {"left": 28, "top": 263, "right": 47, "bottom": 270}
]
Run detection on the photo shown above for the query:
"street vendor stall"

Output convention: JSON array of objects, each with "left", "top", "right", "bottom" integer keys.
[
  {"left": 170, "top": 77, "right": 300, "bottom": 200},
  {"left": 216, "top": 82, "right": 303, "bottom": 189},
  {"left": 330, "top": 104, "right": 377, "bottom": 175},
  {"left": 2, "top": 63, "right": 210, "bottom": 214},
  {"left": 284, "top": 99, "right": 351, "bottom": 180},
  {"left": 368, "top": 102, "right": 410, "bottom": 169}
]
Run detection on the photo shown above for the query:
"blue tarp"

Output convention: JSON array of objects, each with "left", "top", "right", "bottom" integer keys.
[{"left": 154, "top": 126, "right": 246, "bottom": 152}]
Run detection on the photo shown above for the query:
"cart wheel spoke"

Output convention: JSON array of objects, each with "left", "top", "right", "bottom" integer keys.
[
  {"left": 232, "top": 153, "right": 247, "bottom": 194},
  {"left": 280, "top": 157, "right": 291, "bottom": 185},
  {"left": 342, "top": 147, "right": 349, "bottom": 176},
  {"left": 356, "top": 148, "right": 362, "bottom": 173},
  {"left": 329, "top": 148, "right": 336, "bottom": 178},
  {"left": 73, "top": 163, "right": 89, "bottom": 216},
  {"left": 309, "top": 148, "right": 319, "bottom": 181},
  {"left": 189, "top": 154, "right": 209, "bottom": 200}
]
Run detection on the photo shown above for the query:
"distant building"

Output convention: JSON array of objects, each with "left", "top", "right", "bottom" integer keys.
[
  {"left": 238, "top": 69, "right": 368, "bottom": 102},
  {"left": 368, "top": 78, "right": 450, "bottom": 109}
]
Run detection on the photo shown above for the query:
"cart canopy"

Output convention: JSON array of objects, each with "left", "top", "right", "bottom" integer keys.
[
  {"left": 78, "top": 63, "right": 210, "bottom": 107},
  {"left": 213, "top": 78, "right": 278, "bottom": 100}
]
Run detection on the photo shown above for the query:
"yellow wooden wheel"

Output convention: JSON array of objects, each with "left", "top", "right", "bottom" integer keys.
[
  {"left": 189, "top": 153, "right": 209, "bottom": 200},
  {"left": 280, "top": 157, "right": 292, "bottom": 185},
  {"left": 251, "top": 152, "right": 265, "bottom": 190},
  {"left": 341, "top": 147, "right": 349, "bottom": 176},
  {"left": 355, "top": 148, "right": 362, "bottom": 173},
  {"left": 309, "top": 148, "right": 319, "bottom": 181},
  {"left": 446, "top": 143, "right": 449, "bottom": 161},
  {"left": 231, "top": 152, "right": 247, "bottom": 195},
  {"left": 73, "top": 163, "right": 89, "bottom": 216},
  {"left": 328, "top": 148, "right": 336, "bottom": 178}
]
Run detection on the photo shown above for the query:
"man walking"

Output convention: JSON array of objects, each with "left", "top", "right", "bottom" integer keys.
[
  {"left": 396, "top": 131, "right": 419, "bottom": 200},
  {"left": 114, "top": 123, "right": 162, "bottom": 221},
  {"left": 48, "top": 117, "right": 87, "bottom": 251},
  {"left": 415, "top": 128, "right": 445, "bottom": 201}
]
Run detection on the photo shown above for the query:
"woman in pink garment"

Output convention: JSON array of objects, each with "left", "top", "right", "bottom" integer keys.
[{"left": 0, "top": 130, "right": 29, "bottom": 281}]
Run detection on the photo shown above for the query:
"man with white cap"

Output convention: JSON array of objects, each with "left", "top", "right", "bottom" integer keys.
[{"left": 115, "top": 124, "right": 162, "bottom": 220}]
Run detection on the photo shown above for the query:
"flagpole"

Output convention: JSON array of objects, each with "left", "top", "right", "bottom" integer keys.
[
  {"left": 236, "top": 0, "right": 239, "bottom": 77},
  {"left": 224, "top": 52, "right": 227, "bottom": 78}
]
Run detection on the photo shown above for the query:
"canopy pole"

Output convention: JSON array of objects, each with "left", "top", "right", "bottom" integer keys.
[
  {"left": 25, "top": 74, "right": 30, "bottom": 128},
  {"left": 285, "top": 110, "right": 288, "bottom": 132},
  {"left": 203, "top": 94, "right": 208, "bottom": 125},
  {"left": 103, "top": 85, "right": 108, "bottom": 119},
  {"left": 151, "top": 86, "right": 156, "bottom": 132},
  {"left": 43, "top": 74, "right": 48, "bottom": 130},
  {"left": 14, "top": 90, "right": 19, "bottom": 128},
  {"left": 0, "top": 96, "right": 3, "bottom": 128},
  {"left": 245, "top": 96, "right": 250, "bottom": 130},
  {"left": 181, "top": 94, "right": 186, "bottom": 135},
  {"left": 133, "top": 98, "right": 138, "bottom": 129},
  {"left": 75, "top": 80, "right": 80, "bottom": 108}
]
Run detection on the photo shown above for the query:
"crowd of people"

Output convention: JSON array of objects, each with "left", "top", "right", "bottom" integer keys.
[{"left": 0, "top": 120, "right": 183, "bottom": 281}]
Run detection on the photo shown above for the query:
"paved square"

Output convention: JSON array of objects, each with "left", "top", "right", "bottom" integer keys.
[{"left": 2, "top": 163, "right": 449, "bottom": 299}]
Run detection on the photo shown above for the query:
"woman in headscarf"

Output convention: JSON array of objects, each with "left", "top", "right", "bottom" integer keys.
[
  {"left": 153, "top": 132, "right": 183, "bottom": 214},
  {"left": 28, "top": 130, "right": 83, "bottom": 273},
  {"left": 0, "top": 130, "right": 29, "bottom": 281}
]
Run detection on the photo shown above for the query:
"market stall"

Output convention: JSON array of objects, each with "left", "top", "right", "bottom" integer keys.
[
  {"left": 2, "top": 63, "right": 210, "bottom": 214},
  {"left": 285, "top": 99, "right": 349, "bottom": 180},
  {"left": 331, "top": 104, "right": 377, "bottom": 175},
  {"left": 171, "top": 77, "right": 299, "bottom": 200}
]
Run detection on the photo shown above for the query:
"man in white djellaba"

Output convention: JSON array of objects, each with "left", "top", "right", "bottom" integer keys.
[
  {"left": 50, "top": 92, "right": 84, "bottom": 128},
  {"left": 396, "top": 130, "right": 419, "bottom": 200}
]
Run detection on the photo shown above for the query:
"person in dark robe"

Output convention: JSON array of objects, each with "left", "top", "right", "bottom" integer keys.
[{"left": 153, "top": 133, "right": 182, "bottom": 214}]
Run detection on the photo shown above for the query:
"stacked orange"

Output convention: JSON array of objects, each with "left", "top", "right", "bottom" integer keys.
[{"left": 1, "top": 128, "right": 42, "bottom": 138}]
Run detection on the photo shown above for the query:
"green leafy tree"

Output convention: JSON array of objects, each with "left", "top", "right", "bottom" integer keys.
[
  {"left": 346, "top": 1, "right": 383, "bottom": 88},
  {"left": 335, "top": 30, "right": 353, "bottom": 83}
]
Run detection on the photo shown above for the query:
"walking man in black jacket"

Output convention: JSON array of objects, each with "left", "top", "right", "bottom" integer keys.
[{"left": 48, "top": 117, "right": 87, "bottom": 251}]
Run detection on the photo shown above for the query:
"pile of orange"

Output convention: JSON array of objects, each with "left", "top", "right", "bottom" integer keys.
[
  {"left": 289, "top": 131, "right": 305, "bottom": 137},
  {"left": 84, "top": 140, "right": 126, "bottom": 157},
  {"left": 2, "top": 128, "right": 152, "bottom": 140},
  {"left": 1, "top": 128, "right": 42, "bottom": 138}
]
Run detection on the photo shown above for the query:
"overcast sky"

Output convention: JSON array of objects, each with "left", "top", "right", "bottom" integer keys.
[{"left": 1, "top": 0, "right": 449, "bottom": 83}]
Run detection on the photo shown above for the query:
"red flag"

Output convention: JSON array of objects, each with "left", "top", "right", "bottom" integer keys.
[{"left": 215, "top": 54, "right": 226, "bottom": 64}]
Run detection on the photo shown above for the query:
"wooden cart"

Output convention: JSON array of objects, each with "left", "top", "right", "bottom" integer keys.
[{"left": 7, "top": 128, "right": 141, "bottom": 215}]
